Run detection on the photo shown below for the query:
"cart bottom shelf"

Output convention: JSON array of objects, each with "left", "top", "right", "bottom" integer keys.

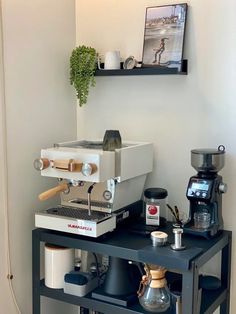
[
  {"left": 40, "top": 280, "right": 227, "bottom": 314},
  {"left": 40, "top": 280, "right": 173, "bottom": 314}
]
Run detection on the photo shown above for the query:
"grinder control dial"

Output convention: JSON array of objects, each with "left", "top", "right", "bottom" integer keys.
[{"left": 219, "top": 182, "right": 227, "bottom": 193}]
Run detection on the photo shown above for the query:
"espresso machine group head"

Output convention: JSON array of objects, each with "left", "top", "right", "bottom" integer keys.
[{"left": 184, "top": 145, "right": 227, "bottom": 238}]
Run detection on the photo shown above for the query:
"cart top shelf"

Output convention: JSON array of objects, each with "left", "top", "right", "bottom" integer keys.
[{"left": 33, "top": 223, "right": 231, "bottom": 271}]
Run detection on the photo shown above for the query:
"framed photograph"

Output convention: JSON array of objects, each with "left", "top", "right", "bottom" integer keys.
[{"left": 142, "top": 3, "right": 187, "bottom": 69}]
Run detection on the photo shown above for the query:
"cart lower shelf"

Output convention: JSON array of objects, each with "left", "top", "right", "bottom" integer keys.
[{"left": 40, "top": 280, "right": 227, "bottom": 314}]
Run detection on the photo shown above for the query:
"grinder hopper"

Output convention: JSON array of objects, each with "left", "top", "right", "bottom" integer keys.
[{"left": 191, "top": 145, "right": 225, "bottom": 173}]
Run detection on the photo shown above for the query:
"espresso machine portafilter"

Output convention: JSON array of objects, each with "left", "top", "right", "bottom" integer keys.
[{"left": 184, "top": 145, "right": 227, "bottom": 238}]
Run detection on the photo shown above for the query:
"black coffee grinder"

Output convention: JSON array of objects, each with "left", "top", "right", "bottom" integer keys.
[{"left": 184, "top": 145, "right": 227, "bottom": 238}]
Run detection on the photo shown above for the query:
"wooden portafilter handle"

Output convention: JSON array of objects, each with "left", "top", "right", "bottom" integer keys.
[{"left": 38, "top": 183, "right": 68, "bottom": 201}]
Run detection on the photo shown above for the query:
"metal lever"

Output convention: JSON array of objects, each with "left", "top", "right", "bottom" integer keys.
[{"left": 52, "top": 159, "right": 82, "bottom": 172}]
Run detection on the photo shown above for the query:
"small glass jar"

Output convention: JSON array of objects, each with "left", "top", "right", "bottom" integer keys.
[
  {"left": 194, "top": 212, "right": 211, "bottom": 229},
  {"left": 144, "top": 188, "right": 168, "bottom": 226},
  {"left": 138, "top": 267, "right": 170, "bottom": 313}
]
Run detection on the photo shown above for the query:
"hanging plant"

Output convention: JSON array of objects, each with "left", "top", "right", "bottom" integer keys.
[{"left": 70, "top": 45, "right": 97, "bottom": 107}]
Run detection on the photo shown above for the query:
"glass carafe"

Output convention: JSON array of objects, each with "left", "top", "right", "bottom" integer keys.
[{"left": 138, "top": 266, "right": 170, "bottom": 313}]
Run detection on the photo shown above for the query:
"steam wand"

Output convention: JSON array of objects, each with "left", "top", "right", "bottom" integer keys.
[{"left": 87, "top": 183, "right": 96, "bottom": 216}]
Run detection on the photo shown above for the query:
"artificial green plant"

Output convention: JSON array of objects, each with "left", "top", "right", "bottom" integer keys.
[{"left": 70, "top": 45, "right": 97, "bottom": 106}]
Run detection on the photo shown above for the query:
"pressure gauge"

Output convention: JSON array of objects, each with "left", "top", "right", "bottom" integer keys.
[{"left": 103, "top": 190, "right": 112, "bottom": 201}]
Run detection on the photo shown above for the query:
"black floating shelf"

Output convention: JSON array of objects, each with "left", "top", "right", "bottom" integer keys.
[{"left": 95, "top": 60, "right": 188, "bottom": 76}]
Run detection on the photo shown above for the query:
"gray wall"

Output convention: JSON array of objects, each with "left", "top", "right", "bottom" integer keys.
[{"left": 0, "top": 1, "right": 78, "bottom": 313}]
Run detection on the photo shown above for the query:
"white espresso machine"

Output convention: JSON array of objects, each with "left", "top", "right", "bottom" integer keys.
[{"left": 34, "top": 140, "right": 153, "bottom": 237}]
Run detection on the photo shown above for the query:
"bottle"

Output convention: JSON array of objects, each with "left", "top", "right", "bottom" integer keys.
[
  {"left": 144, "top": 188, "right": 168, "bottom": 226},
  {"left": 138, "top": 267, "right": 170, "bottom": 313}
]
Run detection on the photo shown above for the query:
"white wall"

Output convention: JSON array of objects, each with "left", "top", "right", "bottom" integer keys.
[
  {"left": 0, "top": 2, "right": 17, "bottom": 312},
  {"left": 76, "top": 0, "right": 236, "bottom": 312},
  {"left": 0, "top": 1, "right": 78, "bottom": 313}
]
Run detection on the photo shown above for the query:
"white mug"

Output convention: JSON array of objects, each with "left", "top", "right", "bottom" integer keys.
[{"left": 104, "top": 51, "right": 121, "bottom": 70}]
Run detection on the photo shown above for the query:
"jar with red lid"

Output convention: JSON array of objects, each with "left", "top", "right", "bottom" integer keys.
[{"left": 144, "top": 188, "right": 168, "bottom": 226}]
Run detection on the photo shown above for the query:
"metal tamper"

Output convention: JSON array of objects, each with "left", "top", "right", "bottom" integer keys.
[{"left": 171, "top": 228, "right": 185, "bottom": 251}]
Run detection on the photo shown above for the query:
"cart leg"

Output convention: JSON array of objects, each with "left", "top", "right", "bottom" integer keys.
[
  {"left": 32, "top": 229, "right": 41, "bottom": 314},
  {"left": 220, "top": 236, "right": 232, "bottom": 314},
  {"left": 182, "top": 262, "right": 200, "bottom": 314}
]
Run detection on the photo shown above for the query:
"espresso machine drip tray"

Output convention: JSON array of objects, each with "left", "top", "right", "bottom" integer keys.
[
  {"left": 47, "top": 206, "right": 111, "bottom": 222},
  {"left": 35, "top": 206, "right": 116, "bottom": 237}
]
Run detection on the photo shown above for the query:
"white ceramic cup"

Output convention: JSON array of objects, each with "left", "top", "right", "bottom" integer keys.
[{"left": 104, "top": 51, "right": 120, "bottom": 70}]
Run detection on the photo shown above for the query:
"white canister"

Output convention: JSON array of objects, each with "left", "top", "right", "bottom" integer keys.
[
  {"left": 104, "top": 51, "right": 121, "bottom": 70},
  {"left": 45, "top": 243, "right": 74, "bottom": 289}
]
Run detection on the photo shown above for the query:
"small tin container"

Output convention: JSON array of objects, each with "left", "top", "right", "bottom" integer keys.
[{"left": 151, "top": 231, "right": 168, "bottom": 247}]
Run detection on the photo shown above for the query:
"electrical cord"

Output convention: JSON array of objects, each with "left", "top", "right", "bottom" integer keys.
[
  {"left": 92, "top": 253, "right": 100, "bottom": 280},
  {"left": 0, "top": 1, "right": 21, "bottom": 312}
]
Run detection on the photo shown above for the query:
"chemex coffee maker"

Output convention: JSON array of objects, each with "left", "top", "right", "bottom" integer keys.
[
  {"left": 184, "top": 145, "right": 227, "bottom": 238},
  {"left": 34, "top": 134, "right": 153, "bottom": 238}
]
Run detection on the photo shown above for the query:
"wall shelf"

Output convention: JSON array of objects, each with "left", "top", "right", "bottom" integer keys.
[{"left": 95, "top": 60, "right": 188, "bottom": 76}]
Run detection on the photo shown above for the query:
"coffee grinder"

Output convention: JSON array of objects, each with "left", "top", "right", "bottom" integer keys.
[{"left": 184, "top": 145, "right": 227, "bottom": 238}]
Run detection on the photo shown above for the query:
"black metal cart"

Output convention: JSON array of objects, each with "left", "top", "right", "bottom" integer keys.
[{"left": 32, "top": 226, "right": 231, "bottom": 314}]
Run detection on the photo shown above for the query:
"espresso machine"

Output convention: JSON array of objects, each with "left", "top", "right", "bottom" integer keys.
[
  {"left": 184, "top": 145, "right": 227, "bottom": 238},
  {"left": 34, "top": 139, "right": 153, "bottom": 237}
]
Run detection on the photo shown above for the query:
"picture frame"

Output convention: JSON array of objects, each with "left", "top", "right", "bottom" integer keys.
[{"left": 142, "top": 3, "right": 187, "bottom": 70}]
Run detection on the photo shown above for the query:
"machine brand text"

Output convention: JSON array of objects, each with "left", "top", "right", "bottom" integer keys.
[{"left": 67, "top": 224, "right": 92, "bottom": 231}]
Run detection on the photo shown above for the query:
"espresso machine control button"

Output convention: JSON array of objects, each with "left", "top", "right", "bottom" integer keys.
[
  {"left": 219, "top": 182, "right": 227, "bottom": 193},
  {"left": 34, "top": 158, "right": 50, "bottom": 171},
  {"left": 81, "top": 163, "right": 97, "bottom": 176}
]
